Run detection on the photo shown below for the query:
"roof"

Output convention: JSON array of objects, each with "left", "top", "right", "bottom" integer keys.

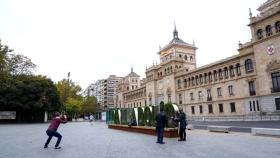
[{"left": 125, "top": 67, "right": 140, "bottom": 77}]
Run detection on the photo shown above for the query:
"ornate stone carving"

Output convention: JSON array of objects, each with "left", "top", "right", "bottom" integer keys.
[{"left": 266, "top": 60, "right": 280, "bottom": 72}]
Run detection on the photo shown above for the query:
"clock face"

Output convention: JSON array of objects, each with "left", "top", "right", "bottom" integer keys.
[{"left": 267, "top": 44, "right": 275, "bottom": 55}]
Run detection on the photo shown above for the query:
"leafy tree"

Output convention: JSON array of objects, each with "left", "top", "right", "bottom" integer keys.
[
  {"left": 65, "top": 97, "right": 82, "bottom": 117},
  {"left": 81, "top": 96, "right": 97, "bottom": 115},
  {"left": 56, "top": 79, "right": 82, "bottom": 105}
]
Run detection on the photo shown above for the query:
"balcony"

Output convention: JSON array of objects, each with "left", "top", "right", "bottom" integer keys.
[{"left": 249, "top": 91, "right": 256, "bottom": 96}]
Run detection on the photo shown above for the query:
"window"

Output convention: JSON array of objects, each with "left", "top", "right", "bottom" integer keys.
[
  {"left": 196, "top": 76, "right": 199, "bottom": 85},
  {"left": 199, "top": 105, "right": 203, "bottom": 114},
  {"left": 179, "top": 54, "right": 182, "bottom": 58},
  {"left": 257, "top": 29, "right": 263, "bottom": 39},
  {"left": 257, "top": 100, "right": 260, "bottom": 111},
  {"left": 217, "top": 87, "right": 222, "bottom": 96},
  {"left": 198, "top": 91, "right": 202, "bottom": 100},
  {"left": 276, "top": 21, "right": 280, "bottom": 33},
  {"left": 245, "top": 59, "right": 254, "bottom": 73},
  {"left": 207, "top": 89, "right": 212, "bottom": 101},
  {"left": 266, "top": 25, "right": 273, "bottom": 36},
  {"left": 208, "top": 72, "right": 212, "bottom": 82},
  {"left": 236, "top": 63, "right": 241, "bottom": 76},
  {"left": 184, "top": 79, "right": 187, "bottom": 88},
  {"left": 214, "top": 70, "right": 218, "bottom": 81},
  {"left": 204, "top": 73, "right": 208, "bottom": 83},
  {"left": 276, "top": 98, "right": 280, "bottom": 110},
  {"left": 208, "top": 104, "right": 213, "bottom": 114},
  {"left": 200, "top": 74, "right": 203, "bottom": 84},
  {"left": 272, "top": 72, "right": 280, "bottom": 92},
  {"left": 190, "top": 93, "right": 194, "bottom": 101},
  {"left": 248, "top": 81, "right": 256, "bottom": 96},
  {"left": 253, "top": 101, "right": 256, "bottom": 111},
  {"left": 191, "top": 106, "right": 195, "bottom": 114},
  {"left": 230, "top": 102, "right": 236, "bottom": 112},
  {"left": 219, "top": 104, "right": 223, "bottom": 113},
  {"left": 249, "top": 101, "right": 252, "bottom": 111},
  {"left": 179, "top": 94, "right": 182, "bottom": 104},
  {"left": 229, "top": 65, "right": 235, "bottom": 77},
  {"left": 228, "top": 85, "right": 233, "bottom": 95},
  {"left": 177, "top": 79, "right": 181, "bottom": 89},
  {"left": 185, "top": 55, "right": 188, "bottom": 60},
  {"left": 224, "top": 67, "right": 229, "bottom": 78},
  {"left": 192, "top": 77, "right": 195, "bottom": 86},
  {"left": 190, "top": 56, "right": 193, "bottom": 61},
  {"left": 219, "top": 69, "right": 223, "bottom": 80}
]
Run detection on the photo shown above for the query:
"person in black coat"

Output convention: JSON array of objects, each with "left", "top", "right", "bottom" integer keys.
[
  {"left": 173, "top": 107, "right": 187, "bottom": 141},
  {"left": 155, "top": 106, "right": 167, "bottom": 144}
]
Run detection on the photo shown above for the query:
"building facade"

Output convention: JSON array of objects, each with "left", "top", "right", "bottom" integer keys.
[{"left": 115, "top": 0, "right": 280, "bottom": 120}]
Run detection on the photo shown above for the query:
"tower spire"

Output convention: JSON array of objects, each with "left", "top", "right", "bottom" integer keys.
[
  {"left": 173, "top": 22, "right": 178, "bottom": 39},
  {"left": 131, "top": 65, "right": 133, "bottom": 72}
]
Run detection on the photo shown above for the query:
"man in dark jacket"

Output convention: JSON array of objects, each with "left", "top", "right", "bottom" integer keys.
[
  {"left": 173, "top": 107, "right": 187, "bottom": 141},
  {"left": 155, "top": 106, "right": 167, "bottom": 144},
  {"left": 44, "top": 112, "right": 67, "bottom": 149}
]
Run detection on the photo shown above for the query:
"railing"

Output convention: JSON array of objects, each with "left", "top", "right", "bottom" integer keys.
[{"left": 187, "top": 114, "right": 280, "bottom": 121}]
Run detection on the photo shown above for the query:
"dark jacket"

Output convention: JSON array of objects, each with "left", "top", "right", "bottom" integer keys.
[
  {"left": 174, "top": 112, "right": 187, "bottom": 129},
  {"left": 47, "top": 117, "right": 67, "bottom": 131},
  {"left": 155, "top": 111, "right": 167, "bottom": 128}
]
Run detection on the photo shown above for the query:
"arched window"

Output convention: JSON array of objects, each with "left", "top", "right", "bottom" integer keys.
[
  {"left": 257, "top": 29, "right": 263, "bottom": 39},
  {"left": 204, "top": 73, "right": 208, "bottom": 83},
  {"left": 214, "top": 70, "right": 218, "bottom": 81},
  {"left": 219, "top": 69, "right": 223, "bottom": 80},
  {"left": 190, "top": 56, "right": 193, "bottom": 61},
  {"left": 177, "top": 79, "right": 181, "bottom": 89},
  {"left": 266, "top": 25, "right": 272, "bottom": 36},
  {"left": 224, "top": 67, "right": 228, "bottom": 78},
  {"left": 199, "top": 74, "right": 203, "bottom": 84},
  {"left": 184, "top": 78, "right": 187, "bottom": 88},
  {"left": 245, "top": 59, "right": 254, "bottom": 73},
  {"left": 229, "top": 65, "right": 235, "bottom": 77},
  {"left": 208, "top": 72, "right": 212, "bottom": 82},
  {"left": 236, "top": 63, "right": 241, "bottom": 75},
  {"left": 179, "top": 54, "right": 182, "bottom": 58},
  {"left": 195, "top": 75, "right": 199, "bottom": 85},
  {"left": 275, "top": 21, "right": 280, "bottom": 33},
  {"left": 184, "top": 55, "right": 188, "bottom": 60},
  {"left": 188, "top": 78, "right": 191, "bottom": 87},
  {"left": 191, "top": 77, "right": 195, "bottom": 86}
]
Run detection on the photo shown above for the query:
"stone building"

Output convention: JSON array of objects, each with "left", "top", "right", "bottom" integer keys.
[{"left": 115, "top": 0, "right": 280, "bottom": 120}]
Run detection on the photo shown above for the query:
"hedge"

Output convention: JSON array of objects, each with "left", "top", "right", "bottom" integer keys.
[{"left": 144, "top": 106, "right": 152, "bottom": 126}]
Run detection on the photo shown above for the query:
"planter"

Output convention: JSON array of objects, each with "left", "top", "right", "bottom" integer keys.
[{"left": 108, "top": 124, "right": 179, "bottom": 138}]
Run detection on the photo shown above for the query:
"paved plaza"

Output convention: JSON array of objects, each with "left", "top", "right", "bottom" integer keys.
[{"left": 0, "top": 122, "right": 280, "bottom": 158}]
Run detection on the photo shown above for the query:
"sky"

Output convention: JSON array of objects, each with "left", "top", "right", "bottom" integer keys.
[{"left": 0, "top": 0, "right": 266, "bottom": 90}]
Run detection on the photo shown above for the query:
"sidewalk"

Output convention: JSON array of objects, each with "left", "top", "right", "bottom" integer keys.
[{"left": 0, "top": 122, "right": 279, "bottom": 158}]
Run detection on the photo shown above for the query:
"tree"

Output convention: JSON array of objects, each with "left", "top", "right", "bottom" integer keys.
[
  {"left": 56, "top": 79, "right": 82, "bottom": 105},
  {"left": 65, "top": 97, "right": 82, "bottom": 117},
  {"left": 81, "top": 96, "right": 97, "bottom": 115}
]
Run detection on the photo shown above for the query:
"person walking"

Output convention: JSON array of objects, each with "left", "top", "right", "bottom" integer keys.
[
  {"left": 155, "top": 106, "right": 167, "bottom": 144},
  {"left": 44, "top": 112, "right": 67, "bottom": 149},
  {"left": 173, "top": 107, "right": 187, "bottom": 141},
  {"left": 89, "top": 114, "right": 94, "bottom": 125}
]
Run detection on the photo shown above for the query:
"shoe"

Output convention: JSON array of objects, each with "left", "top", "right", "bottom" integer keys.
[
  {"left": 183, "top": 138, "right": 186, "bottom": 141},
  {"left": 178, "top": 139, "right": 183, "bottom": 141},
  {"left": 44, "top": 146, "right": 48, "bottom": 149},
  {"left": 54, "top": 146, "right": 62, "bottom": 149},
  {"left": 156, "top": 141, "right": 160, "bottom": 143},
  {"left": 159, "top": 142, "right": 165, "bottom": 144}
]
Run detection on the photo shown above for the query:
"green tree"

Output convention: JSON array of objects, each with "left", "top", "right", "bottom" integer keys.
[
  {"left": 81, "top": 96, "right": 97, "bottom": 115},
  {"left": 65, "top": 97, "right": 82, "bottom": 117}
]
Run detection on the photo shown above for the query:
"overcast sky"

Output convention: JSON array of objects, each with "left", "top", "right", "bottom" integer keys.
[{"left": 0, "top": 0, "right": 266, "bottom": 90}]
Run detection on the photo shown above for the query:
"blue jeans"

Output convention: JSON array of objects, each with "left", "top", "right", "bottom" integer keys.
[
  {"left": 44, "top": 130, "right": 62, "bottom": 147},
  {"left": 156, "top": 127, "right": 164, "bottom": 143}
]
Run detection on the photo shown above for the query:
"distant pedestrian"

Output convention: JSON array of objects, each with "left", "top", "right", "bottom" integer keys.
[
  {"left": 89, "top": 114, "right": 94, "bottom": 125},
  {"left": 155, "top": 106, "right": 167, "bottom": 144},
  {"left": 44, "top": 112, "right": 67, "bottom": 149},
  {"left": 173, "top": 107, "right": 187, "bottom": 141}
]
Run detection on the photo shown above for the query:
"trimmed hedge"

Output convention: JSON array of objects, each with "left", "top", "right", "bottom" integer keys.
[
  {"left": 164, "top": 102, "right": 176, "bottom": 128},
  {"left": 113, "top": 109, "right": 120, "bottom": 124},
  {"left": 137, "top": 107, "right": 145, "bottom": 126},
  {"left": 144, "top": 106, "right": 152, "bottom": 126},
  {"left": 151, "top": 105, "right": 159, "bottom": 127},
  {"left": 121, "top": 108, "right": 128, "bottom": 125}
]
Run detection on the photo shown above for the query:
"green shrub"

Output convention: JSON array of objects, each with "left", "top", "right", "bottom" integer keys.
[
  {"left": 144, "top": 106, "right": 152, "bottom": 126},
  {"left": 151, "top": 105, "right": 159, "bottom": 127},
  {"left": 137, "top": 107, "right": 145, "bottom": 126},
  {"left": 113, "top": 108, "right": 120, "bottom": 124},
  {"left": 164, "top": 102, "right": 176, "bottom": 128},
  {"left": 121, "top": 108, "right": 128, "bottom": 124}
]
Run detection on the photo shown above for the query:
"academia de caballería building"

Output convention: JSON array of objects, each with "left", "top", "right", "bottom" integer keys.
[{"left": 116, "top": 0, "right": 280, "bottom": 121}]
